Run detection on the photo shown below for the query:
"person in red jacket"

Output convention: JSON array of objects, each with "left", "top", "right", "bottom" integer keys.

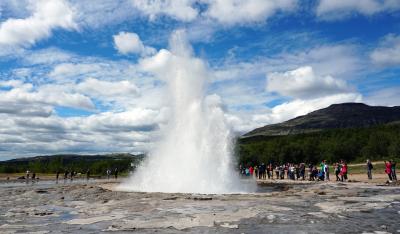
[
  {"left": 340, "top": 161, "right": 348, "bottom": 182},
  {"left": 384, "top": 161, "right": 393, "bottom": 182}
]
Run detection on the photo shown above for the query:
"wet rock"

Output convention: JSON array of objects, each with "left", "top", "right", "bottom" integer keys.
[
  {"left": 316, "top": 191, "right": 326, "bottom": 195},
  {"left": 35, "top": 190, "right": 48, "bottom": 194},
  {"left": 34, "top": 212, "right": 54, "bottom": 216},
  {"left": 193, "top": 197, "right": 212, "bottom": 201}
]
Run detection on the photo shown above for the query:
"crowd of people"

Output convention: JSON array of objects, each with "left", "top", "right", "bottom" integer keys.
[
  {"left": 239, "top": 160, "right": 342, "bottom": 182},
  {"left": 54, "top": 168, "right": 119, "bottom": 182},
  {"left": 240, "top": 159, "right": 397, "bottom": 183},
  {"left": 16, "top": 168, "right": 120, "bottom": 184}
]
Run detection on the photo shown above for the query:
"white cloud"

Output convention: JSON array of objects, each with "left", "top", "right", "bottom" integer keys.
[
  {"left": 82, "top": 108, "right": 161, "bottom": 132},
  {"left": 213, "top": 44, "right": 361, "bottom": 82},
  {"left": 71, "top": 0, "right": 137, "bottom": 28},
  {"left": 370, "top": 34, "right": 400, "bottom": 66},
  {"left": 204, "top": 0, "right": 296, "bottom": 25},
  {"left": 77, "top": 77, "right": 139, "bottom": 99},
  {"left": 254, "top": 93, "right": 362, "bottom": 125},
  {"left": 220, "top": 92, "right": 362, "bottom": 134},
  {"left": 113, "top": 31, "right": 156, "bottom": 56},
  {"left": 316, "top": 0, "right": 400, "bottom": 20},
  {"left": 266, "top": 66, "right": 352, "bottom": 99},
  {"left": 0, "top": 0, "right": 77, "bottom": 47},
  {"left": 132, "top": 0, "right": 198, "bottom": 22},
  {"left": 49, "top": 63, "right": 102, "bottom": 79},
  {"left": 22, "top": 47, "right": 75, "bottom": 65},
  {"left": 364, "top": 86, "right": 400, "bottom": 107},
  {"left": 0, "top": 80, "right": 95, "bottom": 112},
  {"left": 0, "top": 107, "right": 165, "bottom": 157}
]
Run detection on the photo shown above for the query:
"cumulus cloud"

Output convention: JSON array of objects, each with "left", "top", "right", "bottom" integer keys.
[
  {"left": 364, "top": 86, "right": 400, "bottom": 107},
  {"left": 0, "top": 108, "right": 164, "bottom": 157},
  {"left": 213, "top": 44, "right": 361, "bottom": 82},
  {"left": 204, "top": 0, "right": 296, "bottom": 25},
  {"left": 132, "top": 0, "right": 198, "bottom": 22},
  {"left": 316, "top": 0, "right": 400, "bottom": 20},
  {"left": 77, "top": 78, "right": 139, "bottom": 99},
  {"left": 113, "top": 31, "right": 156, "bottom": 56},
  {"left": 0, "top": 80, "right": 95, "bottom": 112},
  {"left": 370, "top": 34, "right": 400, "bottom": 66},
  {"left": 49, "top": 63, "right": 103, "bottom": 79},
  {"left": 70, "top": 0, "right": 137, "bottom": 28},
  {"left": 81, "top": 108, "right": 161, "bottom": 133},
  {"left": 0, "top": 0, "right": 77, "bottom": 47},
  {"left": 226, "top": 92, "right": 362, "bottom": 134},
  {"left": 253, "top": 93, "right": 362, "bottom": 125},
  {"left": 266, "top": 66, "right": 352, "bottom": 99}
]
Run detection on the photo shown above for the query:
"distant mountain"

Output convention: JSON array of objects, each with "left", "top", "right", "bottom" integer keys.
[{"left": 243, "top": 103, "right": 400, "bottom": 137}]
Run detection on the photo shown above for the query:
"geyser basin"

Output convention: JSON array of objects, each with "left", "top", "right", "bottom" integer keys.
[{"left": 118, "top": 30, "right": 253, "bottom": 194}]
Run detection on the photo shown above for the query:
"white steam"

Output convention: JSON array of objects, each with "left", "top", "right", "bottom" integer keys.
[{"left": 118, "top": 30, "right": 250, "bottom": 194}]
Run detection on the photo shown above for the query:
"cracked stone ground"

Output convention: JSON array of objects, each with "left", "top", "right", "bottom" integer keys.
[{"left": 1, "top": 180, "right": 400, "bottom": 233}]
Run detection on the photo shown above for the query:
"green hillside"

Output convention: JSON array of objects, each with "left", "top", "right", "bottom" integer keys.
[{"left": 237, "top": 122, "right": 400, "bottom": 166}]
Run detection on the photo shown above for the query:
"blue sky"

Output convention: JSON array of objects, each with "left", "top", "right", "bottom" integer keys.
[{"left": 0, "top": 0, "right": 399, "bottom": 160}]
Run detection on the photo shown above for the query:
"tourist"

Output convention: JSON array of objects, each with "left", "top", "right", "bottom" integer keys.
[
  {"left": 254, "top": 165, "right": 258, "bottom": 179},
  {"left": 286, "top": 164, "right": 290, "bottom": 179},
  {"left": 268, "top": 163, "right": 273, "bottom": 179},
  {"left": 278, "top": 165, "right": 282, "bottom": 179},
  {"left": 319, "top": 160, "right": 325, "bottom": 180},
  {"left": 317, "top": 168, "right": 324, "bottom": 181},
  {"left": 280, "top": 165, "right": 285, "bottom": 179},
  {"left": 308, "top": 164, "right": 313, "bottom": 181},
  {"left": 391, "top": 160, "right": 397, "bottom": 181},
  {"left": 275, "top": 165, "right": 279, "bottom": 179},
  {"left": 324, "top": 161, "right": 330, "bottom": 181},
  {"left": 86, "top": 169, "right": 90, "bottom": 181},
  {"left": 335, "top": 163, "right": 341, "bottom": 181},
  {"left": 289, "top": 165, "right": 295, "bottom": 180},
  {"left": 384, "top": 161, "right": 393, "bottom": 182},
  {"left": 300, "top": 163, "right": 305, "bottom": 180},
  {"left": 114, "top": 168, "right": 119, "bottom": 179},
  {"left": 107, "top": 169, "right": 111, "bottom": 179},
  {"left": 56, "top": 170, "right": 60, "bottom": 183},
  {"left": 366, "top": 159, "right": 373, "bottom": 180},
  {"left": 70, "top": 170, "right": 74, "bottom": 182},
  {"left": 245, "top": 167, "right": 250, "bottom": 176},
  {"left": 31, "top": 172, "right": 36, "bottom": 182},
  {"left": 340, "top": 161, "right": 348, "bottom": 182},
  {"left": 249, "top": 166, "right": 254, "bottom": 176},
  {"left": 312, "top": 166, "right": 319, "bottom": 181},
  {"left": 64, "top": 170, "right": 68, "bottom": 180}
]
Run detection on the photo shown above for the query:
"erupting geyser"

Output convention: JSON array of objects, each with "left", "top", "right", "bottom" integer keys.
[{"left": 118, "top": 30, "right": 250, "bottom": 194}]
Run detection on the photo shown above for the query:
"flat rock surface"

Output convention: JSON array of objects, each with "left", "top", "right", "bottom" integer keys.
[{"left": 1, "top": 180, "right": 400, "bottom": 233}]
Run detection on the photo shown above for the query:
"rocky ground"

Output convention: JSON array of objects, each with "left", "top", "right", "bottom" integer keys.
[{"left": 0, "top": 179, "right": 400, "bottom": 233}]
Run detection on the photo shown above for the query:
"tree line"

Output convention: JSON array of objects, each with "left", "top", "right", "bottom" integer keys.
[
  {"left": 236, "top": 123, "right": 400, "bottom": 166},
  {"left": 0, "top": 154, "right": 144, "bottom": 174}
]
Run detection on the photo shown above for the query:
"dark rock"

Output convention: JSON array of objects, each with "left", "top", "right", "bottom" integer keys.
[
  {"left": 193, "top": 197, "right": 213, "bottom": 201},
  {"left": 34, "top": 212, "right": 53, "bottom": 216},
  {"left": 35, "top": 190, "right": 48, "bottom": 194}
]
